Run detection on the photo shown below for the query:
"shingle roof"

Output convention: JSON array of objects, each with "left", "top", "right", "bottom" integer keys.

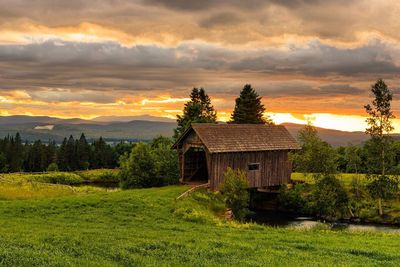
[{"left": 174, "top": 123, "right": 300, "bottom": 153}]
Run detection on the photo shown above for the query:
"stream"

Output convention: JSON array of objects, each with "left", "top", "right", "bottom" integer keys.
[{"left": 248, "top": 210, "right": 400, "bottom": 233}]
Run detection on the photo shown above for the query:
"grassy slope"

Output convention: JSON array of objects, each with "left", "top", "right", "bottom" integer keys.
[{"left": 0, "top": 186, "right": 399, "bottom": 266}]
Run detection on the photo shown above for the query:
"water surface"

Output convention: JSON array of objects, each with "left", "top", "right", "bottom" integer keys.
[{"left": 248, "top": 210, "right": 400, "bottom": 233}]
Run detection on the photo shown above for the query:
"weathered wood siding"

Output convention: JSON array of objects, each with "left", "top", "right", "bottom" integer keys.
[
  {"left": 177, "top": 130, "right": 293, "bottom": 190},
  {"left": 208, "top": 151, "right": 292, "bottom": 191}
]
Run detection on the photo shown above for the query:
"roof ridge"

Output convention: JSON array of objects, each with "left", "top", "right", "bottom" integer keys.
[{"left": 174, "top": 123, "right": 301, "bottom": 153}]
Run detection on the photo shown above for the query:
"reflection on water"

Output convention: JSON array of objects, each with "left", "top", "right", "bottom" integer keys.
[{"left": 248, "top": 210, "right": 400, "bottom": 233}]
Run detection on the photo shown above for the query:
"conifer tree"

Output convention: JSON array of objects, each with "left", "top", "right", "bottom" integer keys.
[
  {"left": 0, "top": 152, "right": 6, "bottom": 172},
  {"left": 47, "top": 140, "right": 57, "bottom": 166},
  {"left": 65, "top": 135, "right": 77, "bottom": 171},
  {"left": 8, "top": 133, "right": 23, "bottom": 172},
  {"left": 91, "top": 137, "right": 114, "bottom": 169},
  {"left": 57, "top": 137, "right": 68, "bottom": 171},
  {"left": 174, "top": 88, "right": 217, "bottom": 139},
  {"left": 230, "top": 84, "right": 272, "bottom": 124},
  {"left": 77, "top": 133, "right": 90, "bottom": 170}
]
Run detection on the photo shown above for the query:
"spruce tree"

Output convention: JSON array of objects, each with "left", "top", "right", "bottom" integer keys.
[
  {"left": 0, "top": 152, "right": 6, "bottom": 172},
  {"left": 77, "top": 133, "right": 90, "bottom": 170},
  {"left": 91, "top": 137, "right": 114, "bottom": 169},
  {"left": 174, "top": 88, "right": 217, "bottom": 139},
  {"left": 7, "top": 133, "right": 24, "bottom": 172},
  {"left": 57, "top": 138, "right": 68, "bottom": 171},
  {"left": 230, "top": 84, "right": 272, "bottom": 124},
  {"left": 46, "top": 140, "right": 57, "bottom": 167},
  {"left": 65, "top": 135, "right": 77, "bottom": 171}
]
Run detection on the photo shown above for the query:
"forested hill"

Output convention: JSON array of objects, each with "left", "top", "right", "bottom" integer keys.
[
  {"left": 0, "top": 116, "right": 176, "bottom": 143},
  {"left": 0, "top": 115, "right": 386, "bottom": 146}
]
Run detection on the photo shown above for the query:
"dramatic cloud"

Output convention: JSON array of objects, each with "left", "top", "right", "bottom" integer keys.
[{"left": 1, "top": 0, "right": 400, "bottom": 131}]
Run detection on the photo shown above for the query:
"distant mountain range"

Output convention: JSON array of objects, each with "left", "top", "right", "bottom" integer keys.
[
  {"left": 0, "top": 115, "right": 380, "bottom": 146},
  {"left": 0, "top": 115, "right": 176, "bottom": 143}
]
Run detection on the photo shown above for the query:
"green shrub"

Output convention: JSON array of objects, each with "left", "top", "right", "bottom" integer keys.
[
  {"left": 47, "top": 163, "right": 59, "bottom": 172},
  {"left": 348, "top": 176, "right": 369, "bottom": 217},
  {"left": 119, "top": 137, "right": 180, "bottom": 189},
  {"left": 119, "top": 143, "right": 160, "bottom": 189},
  {"left": 219, "top": 168, "right": 249, "bottom": 221},
  {"left": 311, "top": 174, "right": 349, "bottom": 219},
  {"left": 151, "top": 136, "right": 180, "bottom": 185},
  {"left": 278, "top": 184, "right": 311, "bottom": 214},
  {"left": 367, "top": 175, "right": 399, "bottom": 216}
]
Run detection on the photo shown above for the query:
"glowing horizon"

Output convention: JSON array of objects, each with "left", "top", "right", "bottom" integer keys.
[{"left": 1, "top": 107, "right": 395, "bottom": 133}]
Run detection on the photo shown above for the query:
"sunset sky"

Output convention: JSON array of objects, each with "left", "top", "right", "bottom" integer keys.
[{"left": 1, "top": 0, "right": 400, "bottom": 132}]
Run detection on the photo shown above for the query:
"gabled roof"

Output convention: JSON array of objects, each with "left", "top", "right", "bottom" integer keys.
[{"left": 173, "top": 123, "right": 300, "bottom": 153}]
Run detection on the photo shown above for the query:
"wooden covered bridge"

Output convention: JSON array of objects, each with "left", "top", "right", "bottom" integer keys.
[{"left": 173, "top": 124, "right": 300, "bottom": 191}]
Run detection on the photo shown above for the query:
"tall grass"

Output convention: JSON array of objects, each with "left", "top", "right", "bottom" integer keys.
[
  {"left": 0, "top": 174, "right": 117, "bottom": 200},
  {"left": 1, "top": 169, "right": 120, "bottom": 185}
]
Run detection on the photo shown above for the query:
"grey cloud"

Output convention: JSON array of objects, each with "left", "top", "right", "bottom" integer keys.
[
  {"left": 141, "top": 0, "right": 270, "bottom": 11},
  {"left": 141, "top": 0, "right": 340, "bottom": 11},
  {"left": 244, "top": 83, "right": 366, "bottom": 98},
  {"left": 0, "top": 41, "right": 178, "bottom": 67},
  {"left": 232, "top": 40, "right": 400, "bottom": 76},
  {"left": 14, "top": 88, "right": 118, "bottom": 103},
  {"left": 317, "top": 84, "right": 364, "bottom": 96},
  {"left": 0, "top": 39, "right": 397, "bottom": 104},
  {"left": 0, "top": 0, "right": 399, "bottom": 47},
  {"left": 198, "top": 12, "right": 243, "bottom": 28},
  {"left": 1, "top": 39, "right": 399, "bottom": 76}
]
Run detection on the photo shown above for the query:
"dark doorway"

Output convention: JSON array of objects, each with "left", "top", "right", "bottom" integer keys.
[{"left": 183, "top": 147, "right": 208, "bottom": 182}]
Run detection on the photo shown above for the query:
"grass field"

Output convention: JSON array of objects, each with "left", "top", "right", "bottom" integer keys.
[{"left": 0, "top": 184, "right": 400, "bottom": 266}]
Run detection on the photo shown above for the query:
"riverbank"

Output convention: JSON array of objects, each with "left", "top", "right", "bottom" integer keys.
[{"left": 247, "top": 209, "right": 400, "bottom": 233}]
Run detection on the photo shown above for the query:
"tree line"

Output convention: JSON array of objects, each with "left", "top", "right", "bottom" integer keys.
[
  {"left": 0, "top": 133, "right": 133, "bottom": 173},
  {"left": 292, "top": 79, "right": 399, "bottom": 217}
]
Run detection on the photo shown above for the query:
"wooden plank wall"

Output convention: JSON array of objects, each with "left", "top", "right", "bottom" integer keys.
[{"left": 208, "top": 151, "right": 292, "bottom": 191}]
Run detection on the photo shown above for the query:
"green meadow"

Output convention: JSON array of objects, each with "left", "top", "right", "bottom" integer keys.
[{"left": 0, "top": 173, "right": 399, "bottom": 266}]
